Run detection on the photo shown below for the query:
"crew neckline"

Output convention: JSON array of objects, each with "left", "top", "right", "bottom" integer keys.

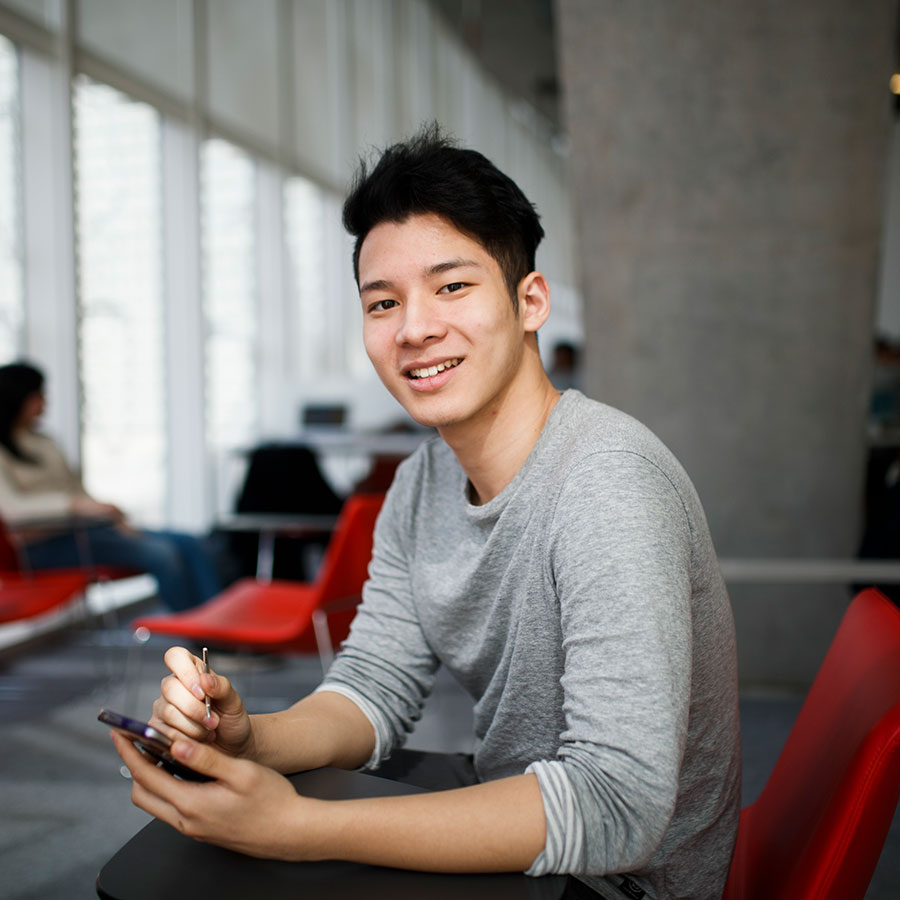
[{"left": 461, "top": 389, "right": 577, "bottom": 519}]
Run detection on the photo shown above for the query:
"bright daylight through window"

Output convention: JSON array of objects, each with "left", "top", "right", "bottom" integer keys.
[
  {"left": 74, "top": 77, "right": 167, "bottom": 525},
  {"left": 285, "top": 175, "right": 330, "bottom": 377},
  {"left": 201, "top": 138, "right": 258, "bottom": 457}
]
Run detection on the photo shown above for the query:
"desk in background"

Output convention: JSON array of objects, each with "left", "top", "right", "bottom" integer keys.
[
  {"left": 96, "top": 767, "right": 566, "bottom": 900},
  {"left": 216, "top": 512, "right": 339, "bottom": 581}
]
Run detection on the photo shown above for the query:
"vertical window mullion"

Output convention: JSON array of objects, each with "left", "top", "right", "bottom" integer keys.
[
  {"left": 284, "top": 175, "right": 328, "bottom": 379},
  {"left": 162, "top": 115, "right": 209, "bottom": 529},
  {"left": 0, "top": 34, "right": 24, "bottom": 360},
  {"left": 256, "top": 158, "right": 288, "bottom": 437}
]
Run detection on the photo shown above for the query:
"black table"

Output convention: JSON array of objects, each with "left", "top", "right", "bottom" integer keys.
[{"left": 96, "top": 767, "right": 566, "bottom": 900}]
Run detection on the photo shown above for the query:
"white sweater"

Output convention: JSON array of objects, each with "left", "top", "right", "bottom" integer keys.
[{"left": 0, "top": 430, "right": 87, "bottom": 524}]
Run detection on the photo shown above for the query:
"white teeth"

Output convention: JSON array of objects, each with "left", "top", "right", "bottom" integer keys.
[{"left": 409, "top": 358, "right": 460, "bottom": 379}]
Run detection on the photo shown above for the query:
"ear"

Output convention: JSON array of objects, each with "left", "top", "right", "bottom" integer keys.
[{"left": 518, "top": 271, "right": 551, "bottom": 334}]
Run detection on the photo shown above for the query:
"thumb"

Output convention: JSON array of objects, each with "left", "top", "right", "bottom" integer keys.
[
  {"left": 170, "top": 737, "right": 235, "bottom": 781},
  {"left": 200, "top": 670, "right": 245, "bottom": 717}
]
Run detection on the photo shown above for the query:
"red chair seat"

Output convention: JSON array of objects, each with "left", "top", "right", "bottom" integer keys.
[
  {"left": 134, "top": 578, "right": 324, "bottom": 652},
  {"left": 0, "top": 571, "right": 90, "bottom": 624},
  {"left": 133, "top": 493, "right": 385, "bottom": 658}
]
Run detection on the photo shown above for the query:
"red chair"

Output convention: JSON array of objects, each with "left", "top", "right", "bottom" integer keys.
[
  {"left": 132, "top": 493, "right": 385, "bottom": 667},
  {"left": 0, "top": 569, "right": 91, "bottom": 624},
  {"left": 723, "top": 588, "right": 900, "bottom": 900},
  {"left": 0, "top": 515, "right": 21, "bottom": 572},
  {"left": 0, "top": 516, "right": 95, "bottom": 626}
]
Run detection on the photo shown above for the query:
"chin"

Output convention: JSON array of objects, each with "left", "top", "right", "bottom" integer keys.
[
  {"left": 396, "top": 396, "right": 466, "bottom": 430},
  {"left": 405, "top": 409, "right": 456, "bottom": 429}
]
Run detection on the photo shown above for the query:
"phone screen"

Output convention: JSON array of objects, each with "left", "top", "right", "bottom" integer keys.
[{"left": 98, "top": 708, "right": 211, "bottom": 782}]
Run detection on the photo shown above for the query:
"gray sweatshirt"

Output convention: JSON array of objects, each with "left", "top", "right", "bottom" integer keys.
[{"left": 319, "top": 390, "right": 741, "bottom": 899}]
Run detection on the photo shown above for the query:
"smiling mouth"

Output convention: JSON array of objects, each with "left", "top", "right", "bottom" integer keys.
[{"left": 407, "top": 358, "right": 461, "bottom": 379}]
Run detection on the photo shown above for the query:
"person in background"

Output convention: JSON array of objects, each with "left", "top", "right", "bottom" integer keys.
[
  {"left": 0, "top": 361, "right": 222, "bottom": 611},
  {"left": 548, "top": 340, "right": 582, "bottom": 392}
]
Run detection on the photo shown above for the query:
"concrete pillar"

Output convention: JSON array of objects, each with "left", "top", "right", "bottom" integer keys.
[{"left": 556, "top": 0, "right": 897, "bottom": 686}]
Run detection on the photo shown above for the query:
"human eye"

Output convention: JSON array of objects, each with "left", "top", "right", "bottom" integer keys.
[
  {"left": 438, "top": 282, "right": 468, "bottom": 294},
  {"left": 367, "top": 298, "right": 398, "bottom": 313}
]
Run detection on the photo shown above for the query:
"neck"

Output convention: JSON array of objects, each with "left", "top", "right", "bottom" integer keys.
[{"left": 438, "top": 355, "right": 561, "bottom": 505}]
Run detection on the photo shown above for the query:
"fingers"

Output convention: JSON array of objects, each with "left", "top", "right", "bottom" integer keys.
[
  {"left": 110, "top": 731, "right": 172, "bottom": 798},
  {"left": 111, "top": 731, "right": 209, "bottom": 836},
  {"left": 163, "top": 646, "right": 207, "bottom": 698},
  {"left": 198, "top": 670, "right": 244, "bottom": 718},
  {"left": 152, "top": 646, "right": 218, "bottom": 738},
  {"left": 164, "top": 646, "right": 241, "bottom": 712},
  {"left": 150, "top": 645, "right": 255, "bottom": 757},
  {"left": 152, "top": 688, "right": 211, "bottom": 741},
  {"left": 112, "top": 729, "right": 249, "bottom": 798},
  {"left": 169, "top": 736, "right": 237, "bottom": 783}
]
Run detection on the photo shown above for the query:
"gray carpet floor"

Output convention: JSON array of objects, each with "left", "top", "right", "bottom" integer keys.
[{"left": 0, "top": 609, "right": 897, "bottom": 900}]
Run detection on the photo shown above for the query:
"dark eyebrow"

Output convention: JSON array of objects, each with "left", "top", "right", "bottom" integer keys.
[
  {"left": 359, "top": 278, "right": 394, "bottom": 295},
  {"left": 425, "top": 258, "right": 482, "bottom": 277},
  {"left": 360, "top": 258, "right": 483, "bottom": 295}
]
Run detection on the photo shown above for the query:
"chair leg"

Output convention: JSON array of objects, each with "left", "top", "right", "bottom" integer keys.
[
  {"left": 256, "top": 530, "right": 275, "bottom": 583},
  {"left": 79, "top": 580, "right": 136, "bottom": 688}
]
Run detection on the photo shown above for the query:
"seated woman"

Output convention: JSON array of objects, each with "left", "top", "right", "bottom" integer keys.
[{"left": 0, "top": 361, "right": 222, "bottom": 611}]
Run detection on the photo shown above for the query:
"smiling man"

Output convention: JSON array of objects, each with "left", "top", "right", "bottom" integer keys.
[
  {"left": 357, "top": 210, "right": 557, "bottom": 501},
  {"left": 115, "top": 128, "right": 741, "bottom": 900}
]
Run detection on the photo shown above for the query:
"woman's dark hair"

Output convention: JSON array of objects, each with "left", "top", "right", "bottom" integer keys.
[
  {"left": 342, "top": 124, "right": 544, "bottom": 312},
  {"left": 0, "top": 361, "right": 44, "bottom": 462}
]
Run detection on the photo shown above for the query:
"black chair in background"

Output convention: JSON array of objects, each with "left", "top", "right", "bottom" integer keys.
[{"left": 223, "top": 444, "right": 344, "bottom": 583}]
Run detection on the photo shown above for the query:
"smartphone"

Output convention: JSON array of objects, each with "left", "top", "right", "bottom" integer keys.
[{"left": 98, "top": 708, "right": 212, "bottom": 782}]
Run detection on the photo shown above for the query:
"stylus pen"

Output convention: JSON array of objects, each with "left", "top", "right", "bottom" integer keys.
[{"left": 202, "top": 647, "right": 211, "bottom": 719}]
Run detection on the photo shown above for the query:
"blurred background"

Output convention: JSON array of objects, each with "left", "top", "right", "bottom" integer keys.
[{"left": 0, "top": 0, "right": 897, "bottom": 688}]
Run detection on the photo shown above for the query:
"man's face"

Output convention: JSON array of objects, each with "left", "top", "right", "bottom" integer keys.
[{"left": 358, "top": 213, "right": 529, "bottom": 433}]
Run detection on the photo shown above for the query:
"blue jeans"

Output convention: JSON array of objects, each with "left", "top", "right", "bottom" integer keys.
[{"left": 23, "top": 524, "right": 223, "bottom": 611}]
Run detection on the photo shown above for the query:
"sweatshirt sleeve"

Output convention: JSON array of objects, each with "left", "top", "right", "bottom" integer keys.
[
  {"left": 0, "top": 436, "right": 81, "bottom": 525},
  {"left": 527, "top": 451, "right": 695, "bottom": 877},
  {"left": 0, "top": 476, "right": 71, "bottom": 523},
  {"left": 317, "top": 464, "right": 440, "bottom": 765}
]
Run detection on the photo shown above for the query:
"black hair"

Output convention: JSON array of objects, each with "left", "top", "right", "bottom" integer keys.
[
  {"left": 342, "top": 124, "right": 544, "bottom": 312},
  {"left": 0, "top": 361, "right": 44, "bottom": 463}
]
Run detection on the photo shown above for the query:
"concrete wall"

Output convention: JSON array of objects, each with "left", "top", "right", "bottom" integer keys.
[{"left": 556, "top": 0, "right": 897, "bottom": 687}]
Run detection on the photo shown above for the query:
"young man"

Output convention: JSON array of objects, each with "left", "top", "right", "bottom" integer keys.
[{"left": 113, "top": 129, "right": 741, "bottom": 900}]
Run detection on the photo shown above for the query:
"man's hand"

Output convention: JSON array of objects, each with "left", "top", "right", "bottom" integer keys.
[
  {"left": 111, "top": 731, "right": 320, "bottom": 860},
  {"left": 151, "top": 646, "right": 255, "bottom": 759}
]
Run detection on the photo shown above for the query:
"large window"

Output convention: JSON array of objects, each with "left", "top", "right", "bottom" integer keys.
[
  {"left": 0, "top": 34, "right": 23, "bottom": 361},
  {"left": 0, "top": 0, "right": 577, "bottom": 533},
  {"left": 73, "top": 77, "right": 167, "bottom": 525},
  {"left": 201, "top": 138, "right": 259, "bottom": 454},
  {"left": 285, "top": 177, "right": 369, "bottom": 385},
  {"left": 284, "top": 175, "right": 330, "bottom": 377}
]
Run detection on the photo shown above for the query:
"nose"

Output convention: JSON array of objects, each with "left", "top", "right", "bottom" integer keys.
[{"left": 395, "top": 295, "right": 446, "bottom": 347}]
